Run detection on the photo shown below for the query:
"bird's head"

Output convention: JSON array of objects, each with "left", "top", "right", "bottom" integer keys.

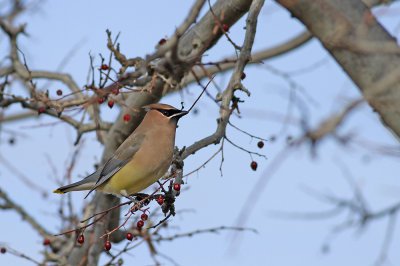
[{"left": 143, "top": 103, "right": 188, "bottom": 124}]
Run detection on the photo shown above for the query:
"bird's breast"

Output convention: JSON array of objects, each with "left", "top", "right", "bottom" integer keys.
[{"left": 100, "top": 131, "right": 175, "bottom": 196}]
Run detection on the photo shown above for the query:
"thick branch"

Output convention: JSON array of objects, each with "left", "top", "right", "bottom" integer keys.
[{"left": 276, "top": 0, "right": 400, "bottom": 140}]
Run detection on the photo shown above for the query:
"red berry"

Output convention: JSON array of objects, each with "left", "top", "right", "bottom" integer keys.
[
  {"left": 141, "top": 213, "right": 148, "bottom": 221},
  {"left": 112, "top": 88, "right": 119, "bottom": 95},
  {"left": 158, "top": 38, "right": 166, "bottom": 45},
  {"left": 1, "top": 248, "right": 6, "bottom": 254},
  {"left": 222, "top": 24, "right": 229, "bottom": 31},
  {"left": 173, "top": 183, "right": 181, "bottom": 191},
  {"left": 98, "top": 97, "right": 104, "bottom": 104},
  {"left": 108, "top": 100, "right": 114, "bottom": 108},
  {"left": 250, "top": 161, "right": 258, "bottom": 171},
  {"left": 157, "top": 196, "right": 164, "bottom": 205},
  {"left": 257, "top": 141, "right": 264, "bottom": 148},
  {"left": 56, "top": 89, "right": 63, "bottom": 96},
  {"left": 241, "top": 72, "right": 246, "bottom": 80},
  {"left": 137, "top": 220, "right": 144, "bottom": 228},
  {"left": 77, "top": 235, "right": 84, "bottom": 244},
  {"left": 124, "top": 114, "right": 131, "bottom": 122},
  {"left": 123, "top": 113, "right": 131, "bottom": 122},
  {"left": 43, "top": 239, "right": 50, "bottom": 246},
  {"left": 126, "top": 232, "right": 133, "bottom": 241},
  {"left": 101, "top": 64, "right": 109, "bottom": 70},
  {"left": 104, "top": 241, "right": 111, "bottom": 251},
  {"left": 38, "top": 106, "right": 45, "bottom": 114}
]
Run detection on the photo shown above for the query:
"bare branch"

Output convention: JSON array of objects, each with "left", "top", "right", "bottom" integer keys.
[
  {"left": 374, "top": 213, "right": 397, "bottom": 266},
  {"left": 304, "top": 98, "right": 362, "bottom": 144},
  {"left": 0, "top": 188, "right": 50, "bottom": 238},
  {"left": 153, "top": 226, "right": 257, "bottom": 242},
  {"left": 181, "top": 30, "right": 313, "bottom": 86},
  {"left": 0, "top": 246, "right": 42, "bottom": 265},
  {"left": 179, "top": 0, "right": 265, "bottom": 161}
]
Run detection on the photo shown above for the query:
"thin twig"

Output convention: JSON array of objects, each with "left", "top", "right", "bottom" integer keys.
[
  {"left": 228, "top": 121, "right": 269, "bottom": 141},
  {"left": 187, "top": 75, "right": 215, "bottom": 112},
  {"left": 154, "top": 226, "right": 257, "bottom": 242}
]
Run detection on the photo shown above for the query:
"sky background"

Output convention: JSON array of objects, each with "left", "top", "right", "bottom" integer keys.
[{"left": 1, "top": 1, "right": 400, "bottom": 265}]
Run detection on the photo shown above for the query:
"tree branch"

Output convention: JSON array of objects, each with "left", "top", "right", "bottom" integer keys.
[
  {"left": 276, "top": 0, "right": 400, "bottom": 140},
  {"left": 0, "top": 188, "right": 50, "bottom": 238},
  {"left": 182, "top": 30, "right": 313, "bottom": 86}
]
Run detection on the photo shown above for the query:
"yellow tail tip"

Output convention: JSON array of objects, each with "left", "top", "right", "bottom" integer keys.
[{"left": 53, "top": 189, "right": 64, "bottom": 194}]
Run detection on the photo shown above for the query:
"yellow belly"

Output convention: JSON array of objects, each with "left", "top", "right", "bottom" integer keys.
[
  {"left": 97, "top": 126, "right": 174, "bottom": 197},
  {"left": 98, "top": 158, "right": 169, "bottom": 196}
]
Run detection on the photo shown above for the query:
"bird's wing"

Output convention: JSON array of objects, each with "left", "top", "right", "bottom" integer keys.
[
  {"left": 84, "top": 134, "right": 146, "bottom": 198},
  {"left": 53, "top": 167, "right": 102, "bottom": 194}
]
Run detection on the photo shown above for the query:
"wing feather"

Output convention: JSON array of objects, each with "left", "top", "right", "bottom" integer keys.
[{"left": 84, "top": 134, "right": 145, "bottom": 198}]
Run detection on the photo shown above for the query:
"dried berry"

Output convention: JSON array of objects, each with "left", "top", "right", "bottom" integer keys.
[
  {"left": 257, "top": 141, "right": 264, "bottom": 148},
  {"left": 104, "top": 241, "right": 111, "bottom": 251},
  {"left": 173, "top": 183, "right": 181, "bottom": 191},
  {"left": 123, "top": 113, "right": 131, "bottom": 122},
  {"left": 77, "top": 235, "right": 84, "bottom": 244},
  {"left": 250, "top": 161, "right": 258, "bottom": 171},
  {"left": 141, "top": 213, "right": 148, "bottom": 221},
  {"left": 157, "top": 196, "right": 164, "bottom": 205},
  {"left": 137, "top": 220, "right": 144, "bottom": 228}
]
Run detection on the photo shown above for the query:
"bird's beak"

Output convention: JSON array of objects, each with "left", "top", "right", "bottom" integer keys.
[{"left": 171, "top": 110, "right": 188, "bottom": 120}]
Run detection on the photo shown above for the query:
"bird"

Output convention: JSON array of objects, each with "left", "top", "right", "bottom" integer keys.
[{"left": 53, "top": 103, "right": 188, "bottom": 198}]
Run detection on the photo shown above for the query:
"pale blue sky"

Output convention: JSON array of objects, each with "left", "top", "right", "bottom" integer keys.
[{"left": 1, "top": 1, "right": 400, "bottom": 265}]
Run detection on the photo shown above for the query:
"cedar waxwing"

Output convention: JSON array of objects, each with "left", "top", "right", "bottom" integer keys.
[{"left": 53, "top": 103, "right": 188, "bottom": 198}]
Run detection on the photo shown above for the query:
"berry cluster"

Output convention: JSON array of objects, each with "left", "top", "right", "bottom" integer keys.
[
  {"left": 137, "top": 212, "right": 149, "bottom": 229},
  {"left": 250, "top": 141, "right": 264, "bottom": 171},
  {"left": 75, "top": 232, "right": 112, "bottom": 251},
  {"left": 68, "top": 175, "right": 185, "bottom": 253}
]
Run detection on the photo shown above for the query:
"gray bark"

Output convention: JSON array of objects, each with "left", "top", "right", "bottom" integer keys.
[{"left": 277, "top": 0, "right": 400, "bottom": 140}]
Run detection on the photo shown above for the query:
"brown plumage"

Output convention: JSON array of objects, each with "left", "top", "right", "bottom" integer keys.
[{"left": 53, "top": 103, "right": 188, "bottom": 197}]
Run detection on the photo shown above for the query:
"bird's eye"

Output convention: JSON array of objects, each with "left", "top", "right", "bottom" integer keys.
[{"left": 162, "top": 110, "right": 169, "bottom": 116}]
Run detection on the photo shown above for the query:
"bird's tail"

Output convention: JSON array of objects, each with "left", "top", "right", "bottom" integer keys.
[{"left": 53, "top": 170, "right": 100, "bottom": 194}]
